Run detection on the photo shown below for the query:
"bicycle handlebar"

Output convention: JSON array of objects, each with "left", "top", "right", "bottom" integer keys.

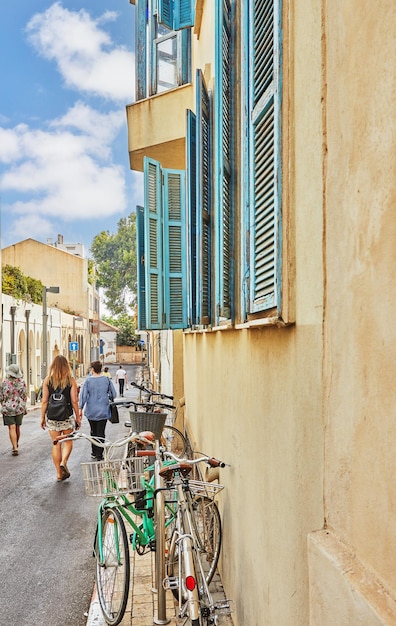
[
  {"left": 111, "top": 400, "right": 176, "bottom": 411},
  {"left": 163, "top": 450, "right": 228, "bottom": 468},
  {"left": 131, "top": 381, "right": 174, "bottom": 401},
  {"left": 53, "top": 430, "right": 154, "bottom": 449}
]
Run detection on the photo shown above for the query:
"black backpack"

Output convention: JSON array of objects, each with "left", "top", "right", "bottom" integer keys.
[{"left": 47, "top": 384, "right": 72, "bottom": 421}]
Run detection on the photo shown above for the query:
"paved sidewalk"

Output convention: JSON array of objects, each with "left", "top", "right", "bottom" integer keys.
[
  {"left": 86, "top": 534, "right": 234, "bottom": 626},
  {"left": 86, "top": 546, "right": 177, "bottom": 626}
]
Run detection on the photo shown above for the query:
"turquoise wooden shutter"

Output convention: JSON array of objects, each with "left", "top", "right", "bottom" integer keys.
[
  {"left": 249, "top": 0, "right": 282, "bottom": 313},
  {"left": 158, "top": 0, "right": 195, "bottom": 30},
  {"left": 187, "top": 109, "right": 197, "bottom": 325},
  {"left": 158, "top": 0, "right": 173, "bottom": 28},
  {"left": 144, "top": 157, "right": 163, "bottom": 329},
  {"left": 163, "top": 169, "right": 187, "bottom": 328},
  {"left": 136, "top": 205, "right": 147, "bottom": 330},
  {"left": 196, "top": 69, "right": 211, "bottom": 325},
  {"left": 135, "top": 0, "right": 148, "bottom": 101},
  {"left": 215, "top": 0, "right": 233, "bottom": 323}
]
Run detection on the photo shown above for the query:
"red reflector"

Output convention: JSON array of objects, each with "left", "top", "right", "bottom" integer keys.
[{"left": 185, "top": 575, "right": 196, "bottom": 591}]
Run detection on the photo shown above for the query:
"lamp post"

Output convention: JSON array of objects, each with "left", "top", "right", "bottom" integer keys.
[
  {"left": 72, "top": 316, "right": 83, "bottom": 378},
  {"left": 41, "top": 286, "right": 60, "bottom": 380}
]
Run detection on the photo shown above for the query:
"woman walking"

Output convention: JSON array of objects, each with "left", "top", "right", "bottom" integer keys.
[
  {"left": 79, "top": 361, "right": 117, "bottom": 460},
  {"left": 41, "top": 355, "right": 80, "bottom": 481},
  {"left": 0, "top": 364, "right": 27, "bottom": 456}
]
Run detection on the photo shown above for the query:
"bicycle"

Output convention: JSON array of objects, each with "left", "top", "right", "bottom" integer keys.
[
  {"left": 160, "top": 451, "right": 233, "bottom": 625},
  {"left": 54, "top": 429, "right": 176, "bottom": 626},
  {"left": 115, "top": 396, "right": 187, "bottom": 458}
]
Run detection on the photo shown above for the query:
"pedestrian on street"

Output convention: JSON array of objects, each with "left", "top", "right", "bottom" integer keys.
[
  {"left": 0, "top": 364, "right": 27, "bottom": 456},
  {"left": 115, "top": 364, "right": 127, "bottom": 397},
  {"left": 79, "top": 360, "right": 117, "bottom": 460},
  {"left": 41, "top": 355, "right": 81, "bottom": 481},
  {"left": 102, "top": 366, "right": 111, "bottom": 378}
]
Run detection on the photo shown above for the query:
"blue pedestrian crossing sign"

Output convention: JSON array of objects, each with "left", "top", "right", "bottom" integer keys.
[{"left": 69, "top": 342, "right": 79, "bottom": 351}]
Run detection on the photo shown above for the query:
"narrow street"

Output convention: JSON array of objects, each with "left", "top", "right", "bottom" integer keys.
[{"left": 0, "top": 363, "right": 141, "bottom": 626}]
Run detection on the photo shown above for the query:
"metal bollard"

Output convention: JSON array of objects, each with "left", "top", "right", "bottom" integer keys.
[{"left": 154, "top": 442, "right": 170, "bottom": 625}]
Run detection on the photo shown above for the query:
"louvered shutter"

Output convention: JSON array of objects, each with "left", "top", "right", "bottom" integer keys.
[
  {"left": 196, "top": 69, "right": 211, "bottom": 325},
  {"left": 187, "top": 109, "right": 197, "bottom": 325},
  {"left": 136, "top": 205, "right": 147, "bottom": 330},
  {"left": 136, "top": 0, "right": 148, "bottom": 100},
  {"left": 144, "top": 157, "right": 163, "bottom": 329},
  {"left": 250, "top": 0, "right": 282, "bottom": 313},
  {"left": 215, "top": 0, "right": 233, "bottom": 323},
  {"left": 158, "top": 0, "right": 173, "bottom": 28},
  {"left": 158, "top": 0, "right": 195, "bottom": 30},
  {"left": 163, "top": 169, "right": 187, "bottom": 328}
]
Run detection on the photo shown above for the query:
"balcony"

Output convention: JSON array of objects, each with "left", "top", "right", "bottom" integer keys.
[{"left": 127, "top": 84, "right": 194, "bottom": 172}]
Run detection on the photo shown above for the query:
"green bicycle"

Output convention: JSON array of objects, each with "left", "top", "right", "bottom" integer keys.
[{"left": 55, "top": 430, "right": 175, "bottom": 626}]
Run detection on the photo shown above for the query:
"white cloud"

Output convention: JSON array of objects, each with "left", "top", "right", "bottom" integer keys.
[
  {"left": 6, "top": 214, "right": 55, "bottom": 243},
  {"left": 0, "top": 105, "right": 127, "bottom": 221},
  {"left": 26, "top": 2, "right": 135, "bottom": 102}
]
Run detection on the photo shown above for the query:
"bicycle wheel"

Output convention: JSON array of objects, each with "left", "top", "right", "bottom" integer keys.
[
  {"left": 190, "top": 496, "right": 222, "bottom": 586},
  {"left": 161, "top": 425, "right": 187, "bottom": 457},
  {"left": 167, "top": 529, "right": 202, "bottom": 625},
  {"left": 96, "top": 507, "right": 130, "bottom": 626}
]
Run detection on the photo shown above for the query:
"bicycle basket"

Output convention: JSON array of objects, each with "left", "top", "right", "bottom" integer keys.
[
  {"left": 129, "top": 411, "right": 167, "bottom": 440},
  {"left": 81, "top": 457, "right": 145, "bottom": 497},
  {"left": 188, "top": 480, "right": 225, "bottom": 498}
]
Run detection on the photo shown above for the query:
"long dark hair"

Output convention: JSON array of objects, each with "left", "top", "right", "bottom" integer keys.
[{"left": 47, "top": 355, "right": 73, "bottom": 389}]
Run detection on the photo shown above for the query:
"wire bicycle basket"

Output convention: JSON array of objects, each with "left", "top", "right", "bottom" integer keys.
[
  {"left": 129, "top": 411, "right": 167, "bottom": 440},
  {"left": 188, "top": 480, "right": 225, "bottom": 498},
  {"left": 81, "top": 457, "right": 146, "bottom": 496}
]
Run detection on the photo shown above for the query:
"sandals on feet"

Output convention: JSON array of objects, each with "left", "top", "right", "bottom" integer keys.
[
  {"left": 12, "top": 449, "right": 19, "bottom": 456},
  {"left": 60, "top": 464, "right": 70, "bottom": 480}
]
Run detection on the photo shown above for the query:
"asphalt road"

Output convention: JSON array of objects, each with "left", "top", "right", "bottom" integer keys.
[{"left": 0, "top": 363, "right": 142, "bottom": 626}]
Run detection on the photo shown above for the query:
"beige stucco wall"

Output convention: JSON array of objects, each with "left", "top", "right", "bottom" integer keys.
[
  {"left": 312, "top": 1, "right": 396, "bottom": 622},
  {"left": 2, "top": 238, "right": 90, "bottom": 318}
]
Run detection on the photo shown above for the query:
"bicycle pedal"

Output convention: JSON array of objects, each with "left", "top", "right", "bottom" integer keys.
[
  {"left": 163, "top": 576, "right": 179, "bottom": 590},
  {"left": 214, "top": 599, "right": 234, "bottom": 615}
]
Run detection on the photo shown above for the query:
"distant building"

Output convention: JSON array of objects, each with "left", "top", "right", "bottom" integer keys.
[
  {"left": 2, "top": 237, "right": 100, "bottom": 364},
  {"left": 99, "top": 320, "right": 119, "bottom": 364},
  {"left": 48, "top": 234, "right": 84, "bottom": 258}
]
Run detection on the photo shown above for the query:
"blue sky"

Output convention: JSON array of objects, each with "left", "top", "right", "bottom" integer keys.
[{"left": 0, "top": 0, "right": 143, "bottom": 256}]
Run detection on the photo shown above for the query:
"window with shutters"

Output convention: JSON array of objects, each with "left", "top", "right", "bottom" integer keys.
[
  {"left": 246, "top": 0, "right": 283, "bottom": 317},
  {"left": 186, "top": 70, "right": 212, "bottom": 326},
  {"left": 214, "top": 0, "right": 235, "bottom": 325},
  {"left": 136, "top": 158, "right": 187, "bottom": 330},
  {"left": 135, "top": 0, "right": 192, "bottom": 100}
]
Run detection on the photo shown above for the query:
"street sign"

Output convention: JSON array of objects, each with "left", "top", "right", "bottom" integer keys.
[{"left": 69, "top": 341, "right": 79, "bottom": 351}]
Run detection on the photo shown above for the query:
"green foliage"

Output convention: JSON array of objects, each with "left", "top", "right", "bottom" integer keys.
[
  {"left": 87, "top": 259, "right": 96, "bottom": 285},
  {"left": 90, "top": 212, "right": 137, "bottom": 316},
  {"left": 103, "top": 313, "right": 139, "bottom": 347},
  {"left": 2, "top": 265, "right": 44, "bottom": 304},
  {"left": 25, "top": 276, "right": 44, "bottom": 304}
]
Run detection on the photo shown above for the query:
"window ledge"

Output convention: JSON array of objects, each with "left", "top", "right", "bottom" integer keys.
[
  {"left": 235, "top": 316, "right": 292, "bottom": 329},
  {"left": 184, "top": 317, "right": 293, "bottom": 334}
]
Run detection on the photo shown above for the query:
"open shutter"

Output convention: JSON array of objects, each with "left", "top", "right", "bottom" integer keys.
[
  {"left": 135, "top": 0, "right": 148, "bottom": 101},
  {"left": 187, "top": 109, "right": 197, "bottom": 325},
  {"left": 158, "top": 0, "right": 173, "bottom": 28},
  {"left": 215, "top": 0, "right": 233, "bottom": 323},
  {"left": 144, "top": 157, "right": 163, "bottom": 329},
  {"left": 158, "top": 0, "right": 195, "bottom": 30},
  {"left": 136, "top": 205, "right": 147, "bottom": 330},
  {"left": 163, "top": 169, "right": 187, "bottom": 328},
  {"left": 249, "top": 0, "right": 282, "bottom": 313},
  {"left": 196, "top": 69, "right": 211, "bottom": 325}
]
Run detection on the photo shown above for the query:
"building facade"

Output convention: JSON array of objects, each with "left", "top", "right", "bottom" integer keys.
[
  {"left": 129, "top": 1, "right": 396, "bottom": 624},
  {"left": 2, "top": 237, "right": 100, "bottom": 365}
]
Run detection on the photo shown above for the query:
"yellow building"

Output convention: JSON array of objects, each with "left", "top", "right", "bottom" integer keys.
[
  {"left": 128, "top": 1, "right": 396, "bottom": 624},
  {"left": 2, "top": 238, "right": 100, "bottom": 372}
]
